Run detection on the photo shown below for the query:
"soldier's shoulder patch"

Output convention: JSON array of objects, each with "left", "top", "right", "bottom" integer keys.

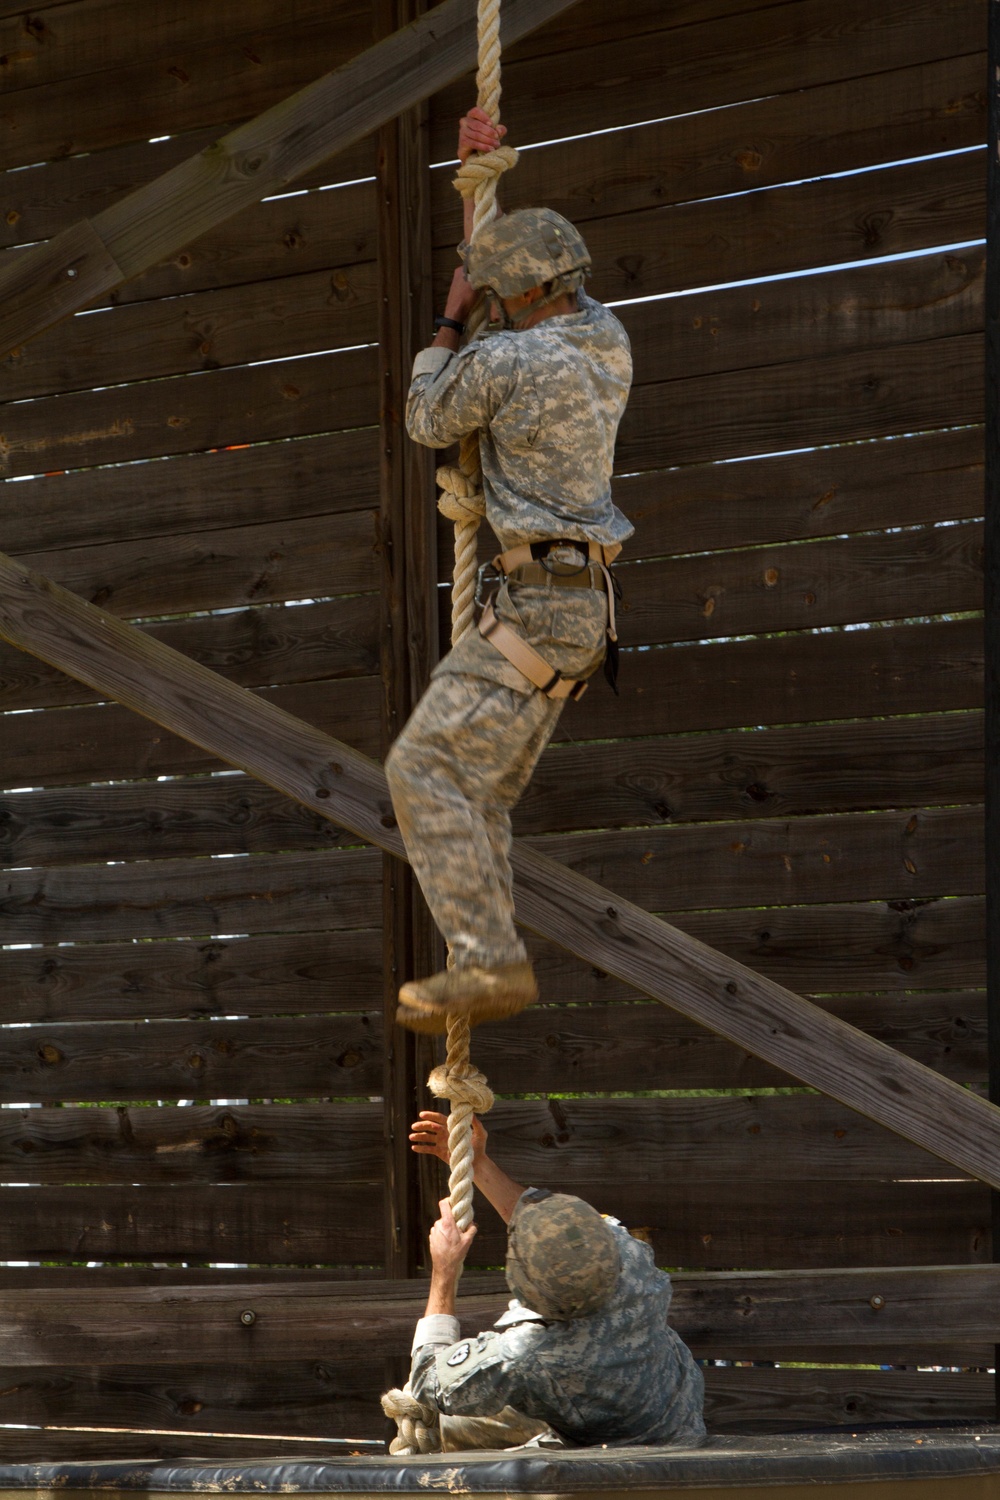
[{"left": 445, "top": 1342, "right": 471, "bottom": 1367}]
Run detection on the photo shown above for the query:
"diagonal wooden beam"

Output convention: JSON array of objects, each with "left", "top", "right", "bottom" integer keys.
[
  {"left": 0, "top": 0, "right": 580, "bottom": 361},
  {"left": 1, "top": 552, "right": 999, "bottom": 1189}
]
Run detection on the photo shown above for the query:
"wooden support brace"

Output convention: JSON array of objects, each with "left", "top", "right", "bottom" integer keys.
[
  {"left": 0, "top": 552, "right": 999, "bottom": 1189},
  {"left": 0, "top": 0, "right": 580, "bottom": 360}
]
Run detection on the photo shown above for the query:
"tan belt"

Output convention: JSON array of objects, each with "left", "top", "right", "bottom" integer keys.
[{"left": 477, "top": 540, "right": 622, "bottom": 701}]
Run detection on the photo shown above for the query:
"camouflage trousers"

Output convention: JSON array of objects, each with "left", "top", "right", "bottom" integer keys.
[{"left": 385, "top": 574, "right": 607, "bottom": 970}]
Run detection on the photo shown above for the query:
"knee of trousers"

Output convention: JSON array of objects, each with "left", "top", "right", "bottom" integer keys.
[{"left": 386, "top": 732, "right": 471, "bottom": 805}]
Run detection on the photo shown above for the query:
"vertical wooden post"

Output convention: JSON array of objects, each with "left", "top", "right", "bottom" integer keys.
[
  {"left": 985, "top": 0, "right": 1000, "bottom": 1423},
  {"left": 376, "top": 0, "right": 442, "bottom": 1300}
]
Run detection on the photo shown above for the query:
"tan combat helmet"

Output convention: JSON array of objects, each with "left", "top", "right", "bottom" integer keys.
[
  {"left": 505, "top": 1188, "right": 621, "bottom": 1320},
  {"left": 464, "top": 207, "right": 591, "bottom": 299}
]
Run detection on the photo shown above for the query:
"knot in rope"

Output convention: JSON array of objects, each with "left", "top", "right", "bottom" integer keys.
[
  {"left": 427, "top": 1061, "right": 495, "bottom": 1116},
  {"left": 453, "top": 143, "right": 519, "bottom": 203},
  {"left": 435, "top": 463, "right": 486, "bottom": 527},
  {"left": 381, "top": 1385, "right": 441, "bottom": 1456}
]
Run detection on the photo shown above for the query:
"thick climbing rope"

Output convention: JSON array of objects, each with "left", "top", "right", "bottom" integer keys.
[
  {"left": 435, "top": 0, "right": 518, "bottom": 645},
  {"left": 382, "top": 0, "right": 515, "bottom": 1457}
]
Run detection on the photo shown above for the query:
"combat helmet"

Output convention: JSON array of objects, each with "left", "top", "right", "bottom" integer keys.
[
  {"left": 505, "top": 1188, "right": 620, "bottom": 1320},
  {"left": 464, "top": 208, "right": 591, "bottom": 300}
]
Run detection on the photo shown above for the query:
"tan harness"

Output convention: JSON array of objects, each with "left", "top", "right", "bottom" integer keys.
[{"left": 477, "top": 539, "right": 622, "bottom": 701}]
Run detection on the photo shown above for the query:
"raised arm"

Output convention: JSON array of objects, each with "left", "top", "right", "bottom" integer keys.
[
  {"left": 457, "top": 107, "right": 507, "bottom": 246},
  {"left": 410, "top": 1110, "right": 526, "bottom": 1224}
]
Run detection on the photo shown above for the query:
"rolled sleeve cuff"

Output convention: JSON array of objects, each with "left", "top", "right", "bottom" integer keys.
[
  {"left": 411, "top": 1313, "right": 461, "bottom": 1356},
  {"left": 412, "top": 346, "right": 454, "bottom": 379}
]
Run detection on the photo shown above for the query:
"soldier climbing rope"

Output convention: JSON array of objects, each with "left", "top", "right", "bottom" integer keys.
[{"left": 382, "top": 0, "right": 517, "bottom": 1449}]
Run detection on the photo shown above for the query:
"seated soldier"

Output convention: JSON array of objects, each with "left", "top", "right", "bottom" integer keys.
[{"left": 406, "top": 1110, "right": 706, "bottom": 1452}]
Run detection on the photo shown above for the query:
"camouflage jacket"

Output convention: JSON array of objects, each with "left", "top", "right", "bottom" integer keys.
[
  {"left": 406, "top": 290, "right": 634, "bottom": 552},
  {"left": 409, "top": 1208, "right": 706, "bottom": 1448}
]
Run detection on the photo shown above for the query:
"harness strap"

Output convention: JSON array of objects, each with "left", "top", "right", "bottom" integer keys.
[
  {"left": 493, "top": 539, "right": 621, "bottom": 643},
  {"left": 479, "top": 599, "right": 589, "bottom": 701}
]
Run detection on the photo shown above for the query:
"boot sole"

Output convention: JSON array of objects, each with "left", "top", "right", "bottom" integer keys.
[{"left": 395, "top": 990, "right": 536, "bottom": 1034}]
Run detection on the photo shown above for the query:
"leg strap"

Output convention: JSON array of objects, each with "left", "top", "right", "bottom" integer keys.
[
  {"left": 479, "top": 539, "right": 624, "bottom": 701},
  {"left": 478, "top": 599, "right": 588, "bottom": 701}
]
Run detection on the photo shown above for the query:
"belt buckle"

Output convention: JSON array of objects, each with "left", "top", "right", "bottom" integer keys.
[{"left": 475, "top": 560, "right": 501, "bottom": 610}]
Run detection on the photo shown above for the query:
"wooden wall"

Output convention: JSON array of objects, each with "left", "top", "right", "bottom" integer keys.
[{"left": 0, "top": 0, "right": 990, "bottom": 1457}]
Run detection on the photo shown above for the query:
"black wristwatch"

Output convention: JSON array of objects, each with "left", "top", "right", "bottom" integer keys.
[{"left": 434, "top": 315, "right": 465, "bottom": 334}]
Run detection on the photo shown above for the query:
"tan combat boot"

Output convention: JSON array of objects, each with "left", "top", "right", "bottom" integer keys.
[{"left": 395, "top": 961, "right": 538, "bottom": 1034}]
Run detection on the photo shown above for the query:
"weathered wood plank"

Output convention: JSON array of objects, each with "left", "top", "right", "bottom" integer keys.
[
  {"left": 0, "top": 346, "right": 377, "bottom": 479},
  {"left": 0, "top": 1266, "right": 993, "bottom": 1364},
  {"left": 528, "top": 806, "right": 984, "bottom": 915},
  {"left": 0, "top": 594, "right": 380, "bottom": 713},
  {"left": 0, "top": 1016, "right": 382, "bottom": 1103},
  {"left": 0, "top": 777, "right": 375, "bottom": 866},
  {"left": 565, "top": 618, "right": 985, "bottom": 744},
  {"left": 476, "top": 1097, "right": 969, "bottom": 1183},
  {"left": 702, "top": 1367, "right": 995, "bottom": 1433},
  {"left": 518, "top": 714, "right": 985, "bottom": 835},
  {"left": 0, "top": 1104, "right": 383, "bottom": 1182},
  {"left": 524, "top": 911, "right": 985, "bottom": 1007},
  {"left": 0, "top": 930, "right": 383, "bottom": 1024},
  {"left": 2, "top": 428, "right": 378, "bottom": 555},
  {"left": 615, "top": 333, "right": 984, "bottom": 476},
  {"left": 0, "top": 1094, "right": 964, "bottom": 1182},
  {"left": 435, "top": 54, "right": 988, "bottom": 243},
  {"left": 0, "top": 128, "right": 374, "bottom": 252},
  {"left": 611, "top": 426, "right": 983, "bottom": 562},
  {"left": 1, "top": 677, "right": 384, "bottom": 787},
  {"left": 0, "top": 11, "right": 378, "bottom": 171},
  {"left": 0, "top": 0, "right": 371, "bottom": 99},
  {"left": 16, "top": 508, "right": 381, "bottom": 621},
  {"left": 0, "top": 1432, "right": 384, "bottom": 1462},
  {"left": 466, "top": 1184, "right": 991, "bottom": 1272},
  {"left": 3, "top": 714, "right": 982, "bottom": 867},
  {"left": 0, "top": 1184, "right": 383, "bottom": 1265},
  {"left": 0, "top": 554, "right": 996, "bottom": 1187},
  {"left": 0, "top": 0, "right": 584, "bottom": 351},
  {"left": 667, "top": 897, "right": 985, "bottom": 996},
  {"left": 1, "top": 847, "right": 381, "bottom": 944},
  {"left": 505, "top": 0, "right": 800, "bottom": 60},
  {"left": 0, "top": 1356, "right": 387, "bottom": 1440},
  {"left": 0, "top": 260, "right": 378, "bottom": 404},
  {"left": 620, "top": 246, "right": 985, "bottom": 393},
  {"left": 432, "top": 0, "right": 986, "bottom": 160},
  {"left": 475, "top": 991, "right": 989, "bottom": 1091},
  {"left": 0, "top": 930, "right": 383, "bottom": 1026},
  {"left": 111, "top": 178, "right": 377, "bottom": 308},
  {"left": 677, "top": 1267, "right": 1000, "bottom": 1352}
]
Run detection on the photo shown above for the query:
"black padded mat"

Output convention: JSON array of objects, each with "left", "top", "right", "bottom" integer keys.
[{"left": 0, "top": 1428, "right": 998, "bottom": 1492}]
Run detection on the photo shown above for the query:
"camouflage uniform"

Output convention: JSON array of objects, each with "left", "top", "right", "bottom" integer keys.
[
  {"left": 386, "top": 290, "right": 633, "bottom": 970},
  {"left": 409, "top": 1193, "right": 706, "bottom": 1450}
]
